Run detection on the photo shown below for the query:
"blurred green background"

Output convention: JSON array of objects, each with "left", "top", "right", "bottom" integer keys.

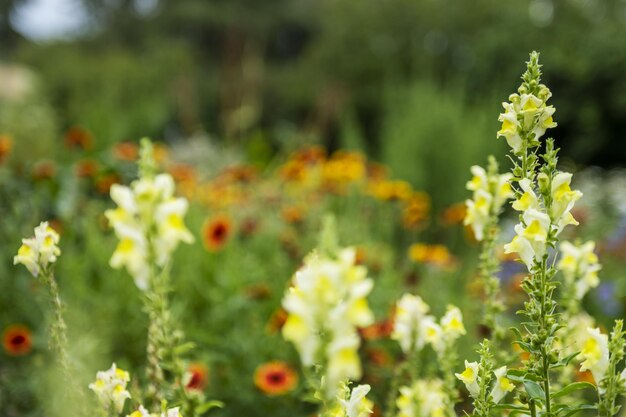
[{"left": 2, "top": 1, "right": 626, "bottom": 416}]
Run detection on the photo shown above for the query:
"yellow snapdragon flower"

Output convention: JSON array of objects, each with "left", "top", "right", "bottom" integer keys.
[
  {"left": 14, "top": 221, "right": 61, "bottom": 277},
  {"left": 580, "top": 327, "right": 609, "bottom": 385},
  {"left": 89, "top": 363, "right": 131, "bottom": 413}
]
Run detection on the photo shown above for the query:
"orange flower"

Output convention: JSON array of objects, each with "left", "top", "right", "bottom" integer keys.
[
  {"left": 281, "top": 205, "right": 305, "bottom": 224},
  {"left": 168, "top": 163, "right": 197, "bottom": 183},
  {"left": 186, "top": 363, "right": 210, "bottom": 391},
  {"left": 408, "top": 243, "right": 454, "bottom": 267},
  {"left": 575, "top": 369, "right": 595, "bottom": 385},
  {"left": 64, "top": 126, "right": 93, "bottom": 150},
  {"left": 441, "top": 202, "right": 467, "bottom": 226},
  {"left": 153, "top": 143, "right": 169, "bottom": 164},
  {"left": 95, "top": 173, "right": 121, "bottom": 194},
  {"left": 75, "top": 159, "right": 99, "bottom": 178},
  {"left": 254, "top": 361, "right": 298, "bottom": 396},
  {"left": 402, "top": 193, "right": 431, "bottom": 229},
  {"left": 32, "top": 160, "right": 57, "bottom": 180},
  {"left": 3, "top": 325, "right": 32, "bottom": 356},
  {"left": 112, "top": 142, "right": 139, "bottom": 161},
  {"left": 202, "top": 215, "right": 233, "bottom": 252},
  {"left": 266, "top": 308, "right": 288, "bottom": 334},
  {"left": 360, "top": 319, "right": 393, "bottom": 341},
  {"left": 367, "top": 180, "right": 413, "bottom": 201},
  {"left": 0, "top": 134, "right": 13, "bottom": 163}
]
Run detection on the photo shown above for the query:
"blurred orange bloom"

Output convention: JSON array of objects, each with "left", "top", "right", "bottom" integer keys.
[
  {"left": 64, "top": 126, "right": 93, "bottom": 150},
  {"left": 402, "top": 193, "right": 430, "bottom": 229},
  {"left": 202, "top": 215, "right": 233, "bottom": 252},
  {"left": 168, "top": 163, "right": 197, "bottom": 183},
  {"left": 32, "top": 160, "right": 57, "bottom": 180},
  {"left": 75, "top": 159, "right": 99, "bottom": 178},
  {"left": 360, "top": 319, "right": 393, "bottom": 341},
  {"left": 441, "top": 202, "right": 467, "bottom": 226},
  {"left": 266, "top": 308, "right": 288, "bottom": 334},
  {"left": 0, "top": 134, "right": 13, "bottom": 163},
  {"left": 367, "top": 180, "right": 413, "bottom": 201},
  {"left": 281, "top": 205, "right": 305, "bottom": 224},
  {"left": 408, "top": 243, "right": 454, "bottom": 267},
  {"left": 95, "top": 173, "right": 121, "bottom": 194},
  {"left": 3, "top": 325, "right": 32, "bottom": 356},
  {"left": 322, "top": 151, "right": 366, "bottom": 186},
  {"left": 113, "top": 142, "right": 139, "bottom": 161},
  {"left": 186, "top": 363, "right": 210, "bottom": 391},
  {"left": 254, "top": 361, "right": 298, "bottom": 396}
]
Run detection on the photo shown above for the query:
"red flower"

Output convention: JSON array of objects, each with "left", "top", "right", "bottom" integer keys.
[
  {"left": 254, "top": 361, "right": 298, "bottom": 396},
  {"left": 64, "top": 126, "right": 93, "bottom": 150},
  {"left": 186, "top": 363, "right": 209, "bottom": 391},
  {"left": 202, "top": 215, "right": 233, "bottom": 252},
  {"left": 3, "top": 325, "right": 32, "bottom": 356}
]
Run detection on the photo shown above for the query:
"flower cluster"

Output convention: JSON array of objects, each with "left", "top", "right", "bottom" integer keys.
[
  {"left": 127, "top": 405, "right": 182, "bottom": 417},
  {"left": 580, "top": 327, "right": 610, "bottom": 386},
  {"left": 105, "top": 146, "right": 194, "bottom": 290},
  {"left": 504, "top": 174, "right": 582, "bottom": 271},
  {"left": 396, "top": 379, "right": 447, "bottom": 417},
  {"left": 13, "top": 221, "right": 61, "bottom": 277},
  {"left": 89, "top": 363, "right": 132, "bottom": 413},
  {"left": 281, "top": 247, "right": 374, "bottom": 397},
  {"left": 391, "top": 294, "right": 465, "bottom": 356},
  {"left": 464, "top": 162, "right": 514, "bottom": 241},
  {"left": 326, "top": 384, "right": 373, "bottom": 417},
  {"left": 558, "top": 240, "right": 601, "bottom": 300},
  {"left": 497, "top": 83, "right": 556, "bottom": 155},
  {"left": 455, "top": 362, "right": 515, "bottom": 404}
]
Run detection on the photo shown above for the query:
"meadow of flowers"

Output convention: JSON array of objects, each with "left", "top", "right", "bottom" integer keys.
[{"left": 1, "top": 53, "right": 626, "bottom": 417}]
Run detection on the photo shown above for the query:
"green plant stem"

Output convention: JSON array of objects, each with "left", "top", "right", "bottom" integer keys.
[{"left": 42, "top": 268, "right": 71, "bottom": 382}]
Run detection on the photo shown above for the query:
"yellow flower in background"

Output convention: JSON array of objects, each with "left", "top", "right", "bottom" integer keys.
[
  {"left": 391, "top": 294, "right": 431, "bottom": 353},
  {"left": 558, "top": 241, "right": 601, "bottom": 300},
  {"left": 464, "top": 163, "right": 514, "bottom": 241},
  {"left": 408, "top": 243, "right": 453, "bottom": 267},
  {"left": 441, "top": 305, "right": 466, "bottom": 339},
  {"left": 367, "top": 179, "right": 413, "bottom": 201},
  {"left": 281, "top": 247, "right": 374, "bottom": 398},
  {"left": 105, "top": 169, "right": 194, "bottom": 290},
  {"left": 396, "top": 379, "right": 447, "bottom": 417},
  {"left": 89, "top": 363, "right": 131, "bottom": 413},
  {"left": 14, "top": 221, "right": 61, "bottom": 277},
  {"left": 580, "top": 327, "right": 609, "bottom": 385}
]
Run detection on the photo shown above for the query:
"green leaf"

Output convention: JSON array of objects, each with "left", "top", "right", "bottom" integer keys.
[
  {"left": 493, "top": 404, "right": 529, "bottom": 412},
  {"left": 173, "top": 342, "right": 196, "bottom": 355},
  {"left": 556, "top": 404, "right": 597, "bottom": 417},
  {"left": 551, "top": 382, "right": 596, "bottom": 399},
  {"left": 196, "top": 400, "right": 225, "bottom": 415},
  {"left": 523, "top": 380, "right": 546, "bottom": 402}
]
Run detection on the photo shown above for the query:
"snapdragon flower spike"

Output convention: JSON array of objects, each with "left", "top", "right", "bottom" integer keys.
[
  {"left": 281, "top": 247, "right": 374, "bottom": 398},
  {"left": 13, "top": 221, "right": 61, "bottom": 277},
  {"left": 464, "top": 163, "right": 514, "bottom": 241},
  {"left": 105, "top": 168, "right": 194, "bottom": 290},
  {"left": 396, "top": 379, "right": 447, "bottom": 417},
  {"left": 580, "top": 327, "right": 610, "bottom": 386},
  {"left": 558, "top": 241, "right": 601, "bottom": 300},
  {"left": 391, "top": 294, "right": 431, "bottom": 353},
  {"left": 89, "top": 363, "right": 131, "bottom": 413}
]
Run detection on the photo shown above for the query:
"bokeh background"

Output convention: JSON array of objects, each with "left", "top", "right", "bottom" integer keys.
[{"left": 2, "top": 1, "right": 626, "bottom": 416}]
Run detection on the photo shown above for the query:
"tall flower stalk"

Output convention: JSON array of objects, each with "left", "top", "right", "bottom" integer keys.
[
  {"left": 105, "top": 139, "right": 198, "bottom": 413},
  {"left": 464, "top": 156, "right": 514, "bottom": 339}
]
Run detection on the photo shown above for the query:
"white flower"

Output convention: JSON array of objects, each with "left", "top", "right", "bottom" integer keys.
[
  {"left": 340, "top": 384, "right": 373, "bottom": 417},
  {"left": 490, "top": 366, "right": 515, "bottom": 403},
  {"left": 14, "top": 221, "right": 61, "bottom": 277},
  {"left": 558, "top": 241, "right": 601, "bottom": 300},
  {"left": 391, "top": 294, "right": 431, "bottom": 353},
  {"left": 281, "top": 247, "right": 374, "bottom": 398},
  {"left": 127, "top": 405, "right": 152, "bottom": 417},
  {"left": 455, "top": 360, "right": 480, "bottom": 397},
  {"left": 440, "top": 305, "right": 466, "bottom": 340},
  {"left": 89, "top": 363, "right": 131, "bottom": 413},
  {"left": 580, "top": 327, "right": 609, "bottom": 385},
  {"left": 397, "top": 379, "right": 447, "bottom": 417}
]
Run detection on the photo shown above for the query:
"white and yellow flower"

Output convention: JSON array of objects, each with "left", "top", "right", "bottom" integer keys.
[
  {"left": 106, "top": 170, "right": 193, "bottom": 290},
  {"left": 558, "top": 241, "right": 601, "bottom": 300},
  {"left": 340, "top": 384, "right": 374, "bottom": 417},
  {"left": 396, "top": 379, "right": 447, "bottom": 417},
  {"left": 455, "top": 360, "right": 480, "bottom": 397},
  {"left": 580, "top": 327, "right": 609, "bottom": 385},
  {"left": 391, "top": 294, "right": 431, "bottom": 353},
  {"left": 281, "top": 247, "right": 374, "bottom": 398},
  {"left": 14, "top": 221, "right": 61, "bottom": 277},
  {"left": 89, "top": 363, "right": 131, "bottom": 413},
  {"left": 490, "top": 366, "right": 515, "bottom": 403},
  {"left": 441, "top": 305, "right": 466, "bottom": 339}
]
